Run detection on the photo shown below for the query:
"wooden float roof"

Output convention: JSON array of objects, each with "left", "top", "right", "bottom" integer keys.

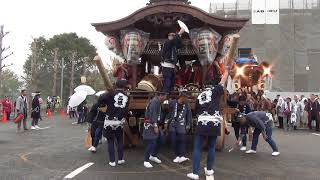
[{"left": 92, "top": 0, "right": 249, "bottom": 36}]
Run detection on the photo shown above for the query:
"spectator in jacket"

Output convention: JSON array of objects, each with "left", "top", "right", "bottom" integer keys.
[
  {"left": 1, "top": 96, "right": 12, "bottom": 120},
  {"left": 292, "top": 95, "right": 303, "bottom": 130},
  {"left": 300, "top": 96, "right": 308, "bottom": 128},
  {"left": 240, "top": 111, "right": 280, "bottom": 156},
  {"left": 282, "top": 97, "right": 294, "bottom": 131},
  {"left": 16, "top": 89, "right": 28, "bottom": 132},
  {"left": 31, "top": 92, "right": 41, "bottom": 130},
  {"left": 305, "top": 94, "right": 320, "bottom": 131},
  {"left": 77, "top": 100, "right": 87, "bottom": 124},
  {"left": 86, "top": 101, "right": 107, "bottom": 153},
  {"left": 276, "top": 96, "right": 284, "bottom": 129}
]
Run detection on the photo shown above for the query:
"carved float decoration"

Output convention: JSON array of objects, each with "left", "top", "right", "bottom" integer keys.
[{"left": 120, "top": 29, "right": 150, "bottom": 64}]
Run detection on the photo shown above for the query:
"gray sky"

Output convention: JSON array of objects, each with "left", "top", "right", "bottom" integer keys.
[{"left": 0, "top": 0, "right": 236, "bottom": 75}]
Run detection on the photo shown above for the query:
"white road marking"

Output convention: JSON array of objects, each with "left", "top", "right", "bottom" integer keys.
[
  {"left": 312, "top": 133, "right": 320, "bottom": 137},
  {"left": 64, "top": 162, "right": 94, "bottom": 179},
  {"left": 36, "top": 126, "right": 51, "bottom": 130},
  {"left": 71, "top": 122, "right": 78, "bottom": 125}
]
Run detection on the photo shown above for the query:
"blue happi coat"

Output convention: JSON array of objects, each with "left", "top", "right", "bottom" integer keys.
[
  {"left": 98, "top": 89, "right": 129, "bottom": 135},
  {"left": 167, "top": 100, "right": 192, "bottom": 134},
  {"left": 143, "top": 96, "right": 161, "bottom": 140},
  {"left": 195, "top": 84, "right": 224, "bottom": 136}
]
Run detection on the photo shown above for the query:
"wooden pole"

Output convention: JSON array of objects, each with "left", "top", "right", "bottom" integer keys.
[
  {"left": 95, "top": 55, "right": 136, "bottom": 145},
  {"left": 31, "top": 41, "right": 37, "bottom": 93},
  {"left": 93, "top": 55, "right": 113, "bottom": 90},
  {"left": 52, "top": 48, "right": 59, "bottom": 96},
  {"left": 224, "top": 34, "right": 240, "bottom": 68}
]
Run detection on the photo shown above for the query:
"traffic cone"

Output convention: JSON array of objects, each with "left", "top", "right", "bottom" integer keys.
[
  {"left": 47, "top": 110, "right": 51, "bottom": 119},
  {"left": 2, "top": 111, "right": 8, "bottom": 123},
  {"left": 61, "top": 108, "right": 65, "bottom": 118}
]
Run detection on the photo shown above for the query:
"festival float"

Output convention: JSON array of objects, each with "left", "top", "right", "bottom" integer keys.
[
  {"left": 91, "top": 0, "right": 249, "bottom": 150},
  {"left": 231, "top": 51, "right": 273, "bottom": 91}
]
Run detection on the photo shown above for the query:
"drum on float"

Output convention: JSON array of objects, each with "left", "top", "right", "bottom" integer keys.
[{"left": 137, "top": 74, "right": 163, "bottom": 92}]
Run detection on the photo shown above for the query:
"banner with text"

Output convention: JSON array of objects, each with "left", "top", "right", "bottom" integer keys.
[
  {"left": 266, "top": 0, "right": 280, "bottom": 24},
  {"left": 252, "top": 0, "right": 279, "bottom": 24}
]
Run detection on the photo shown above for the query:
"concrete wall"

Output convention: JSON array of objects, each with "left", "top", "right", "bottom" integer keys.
[{"left": 212, "top": 8, "right": 320, "bottom": 92}]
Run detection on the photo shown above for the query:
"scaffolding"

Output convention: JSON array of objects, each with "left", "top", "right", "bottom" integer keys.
[
  {"left": 209, "top": 0, "right": 320, "bottom": 18},
  {"left": 209, "top": 0, "right": 320, "bottom": 92}
]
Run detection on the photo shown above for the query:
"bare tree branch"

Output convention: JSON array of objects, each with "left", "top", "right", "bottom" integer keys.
[
  {"left": 0, "top": 52, "right": 13, "bottom": 61},
  {"left": 1, "top": 46, "right": 10, "bottom": 52},
  {"left": 0, "top": 63, "right": 13, "bottom": 70}
]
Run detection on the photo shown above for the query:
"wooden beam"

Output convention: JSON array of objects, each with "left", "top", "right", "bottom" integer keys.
[
  {"left": 93, "top": 55, "right": 113, "bottom": 90},
  {"left": 224, "top": 34, "right": 240, "bottom": 67}
]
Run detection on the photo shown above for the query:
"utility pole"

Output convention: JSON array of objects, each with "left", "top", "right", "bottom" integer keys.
[
  {"left": 0, "top": 25, "right": 13, "bottom": 88},
  {"left": 69, "top": 51, "right": 76, "bottom": 96},
  {"left": 30, "top": 40, "right": 38, "bottom": 93},
  {"left": 52, "top": 48, "right": 59, "bottom": 96},
  {"left": 60, "top": 57, "right": 65, "bottom": 107}
]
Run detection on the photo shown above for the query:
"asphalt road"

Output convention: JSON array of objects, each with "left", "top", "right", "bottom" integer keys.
[{"left": 0, "top": 116, "right": 320, "bottom": 180}]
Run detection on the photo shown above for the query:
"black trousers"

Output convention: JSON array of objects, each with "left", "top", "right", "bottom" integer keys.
[
  {"left": 91, "top": 123, "right": 103, "bottom": 148},
  {"left": 278, "top": 116, "right": 283, "bottom": 129},
  {"left": 6, "top": 112, "right": 10, "bottom": 120},
  {"left": 308, "top": 116, "right": 320, "bottom": 131},
  {"left": 77, "top": 112, "right": 85, "bottom": 124},
  {"left": 233, "top": 124, "right": 248, "bottom": 146},
  {"left": 105, "top": 127, "right": 124, "bottom": 162},
  {"left": 162, "top": 67, "right": 175, "bottom": 93},
  {"left": 31, "top": 117, "right": 39, "bottom": 126},
  {"left": 69, "top": 111, "right": 75, "bottom": 119}
]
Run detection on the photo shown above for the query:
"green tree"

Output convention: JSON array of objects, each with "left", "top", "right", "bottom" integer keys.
[
  {"left": 0, "top": 69, "right": 23, "bottom": 98},
  {"left": 23, "top": 33, "right": 99, "bottom": 105}
]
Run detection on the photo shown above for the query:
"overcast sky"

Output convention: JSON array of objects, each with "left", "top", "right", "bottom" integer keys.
[{"left": 0, "top": 0, "right": 237, "bottom": 75}]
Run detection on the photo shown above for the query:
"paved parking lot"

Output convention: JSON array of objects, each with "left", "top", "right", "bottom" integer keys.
[{"left": 0, "top": 117, "right": 320, "bottom": 180}]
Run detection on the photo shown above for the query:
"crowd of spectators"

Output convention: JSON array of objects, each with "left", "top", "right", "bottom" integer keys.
[{"left": 226, "top": 89, "right": 320, "bottom": 132}]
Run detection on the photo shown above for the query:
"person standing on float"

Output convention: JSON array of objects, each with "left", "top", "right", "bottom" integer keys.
[{"left": 161, "top": 28, "right": 185, "bottom": 92}]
